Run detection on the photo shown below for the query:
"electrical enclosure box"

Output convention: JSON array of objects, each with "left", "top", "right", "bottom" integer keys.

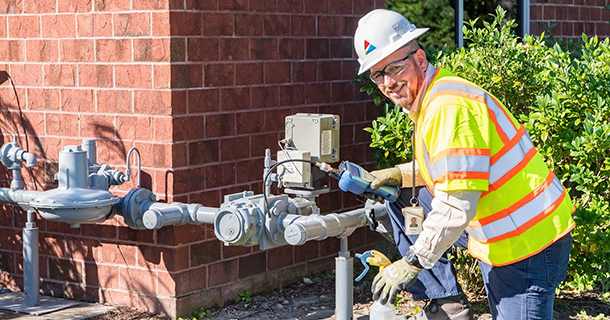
[
  {"left": 284, "top": 113, "right": 340, "bottom": 163},
  {"left": 277, "top": 150, "right": 311, "bottom": 188}
]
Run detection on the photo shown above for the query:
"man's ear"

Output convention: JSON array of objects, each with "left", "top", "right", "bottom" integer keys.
[{"left": 414, "top": 49, "right": 428, "bottom": 71}]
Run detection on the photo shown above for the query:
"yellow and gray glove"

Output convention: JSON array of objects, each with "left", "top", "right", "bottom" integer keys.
[
  {"left": 371, "top": 255, "right": 421, "bottom": 305},
  {"left": 363, "top": 167, "right": 403, "bottom": 203}
]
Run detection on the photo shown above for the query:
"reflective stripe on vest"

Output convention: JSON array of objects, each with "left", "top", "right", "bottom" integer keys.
[{"left": 415, "top": 69, "right": 575, "bottom": 266}]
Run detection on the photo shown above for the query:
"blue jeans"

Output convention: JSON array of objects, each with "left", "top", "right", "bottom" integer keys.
[{"left": 386, "top": 187, "right": 573, "bottom": 319}]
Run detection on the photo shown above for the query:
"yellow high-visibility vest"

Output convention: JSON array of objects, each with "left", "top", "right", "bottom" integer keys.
[{"left": 414, "top": 68, "right": 575, "bottom": 266}]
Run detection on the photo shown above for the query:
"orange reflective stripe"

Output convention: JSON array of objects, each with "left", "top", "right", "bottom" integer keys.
[
  {"left": 434, "top": 171, "right": 489, "bottom": 183},
  {"left": 481, "top": 147, "right": 538, "bottom": 197},
  {"left": 486, "top": 103, "right": 510, "bottom": 144},
  {"left": 490, "top": 126, "right": 526, "bottom": 165},
  {"left": 427, "top": 90, "right": 485, "bottom": 106},
  {"left": 470, "top": 171, "right": 555, "bottom": 228},
  {"left": 430, "top": 148, "right": 490, "bottom": 164},
  {"left": 475, "top": 190, "right": 568, "bottom": 244}
]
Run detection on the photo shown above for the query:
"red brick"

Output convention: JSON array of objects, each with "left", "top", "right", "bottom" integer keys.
[
  {"left": 235, "top": 14, "right": 263, "bottom": 36},
  {"left": 99, "top": 289, "right": 138, "bottom": 308},
  {"left": 153, "top": 65, "right": 171, "bottom": 89},
  {"left": 319, "top": 16, "right": 341, "bottom": 37},
  {"left": 330, "top": 38, "right": 353, "bottom": 59},
  {"left": 41, "top": 15, "right": 76, "bottom": 38},
  {"left": 115, "top": 65, "right": 152, "bottom": 88},
  {"left": 156, "top": 271, "right": 178, "bottom": 296},
  {"left": 305, "top": 0, "right": 328, "bottom": 13},
  {"left": 354, "top": 0, "right": 375, "bottom": 14},
  {"left": 96, "top": 39, "right": 131, "bottom": 62},
  {"left": 267, "top": 246, "right": 294, "bottom": 270},
  {"left": 203, "top": 13, "right": 234, "bottom": 36},
  {"left": 279, "top": 38, "right": 305, "bottom": 60},
  {"left": 79, "top": 64, "right": 113, "bottom": 88},
  {"left": 250, "top": 86, "right": 279, "bottom": 109},
  {"left": 85, "top": 263, "right": 119, "bottom": 288},
  {"left": 43, "top": 64, "right": 76, "bottom": 87},
  {"left": 59, "top": 0, "right": 92, "bottom": 12},
  {"left": 204, "top": 63, "right": 234, "bottom": 87},
  {"left": 306, "top": 83, "right": 331, "bottom": 104},
  {"left": 291, "top": 15, "right": 316, "bottom": 37},
  {"left": 0, "top": 40, "right": 23, "bottom": 61},
  {"left": 94, "top": 0, "right": 130, "bottom": 11},
  {"left": 77, "top": 13, "right": 112, "bottom": 37},
  {"left": 60, "top": 39, "right": 94, "bottom": 62},
  {"left": 187, "top": 37, "right": 218, "bottom": 61},
  {"left": 134, "top": 38, "right": 170, "bottom": 62},
  {"left": 133, "top": 0, "right": 169, "bottom": 10},
  {"left": 264, "top": 108, "right": 292, "bottom": 132},
  {"left": 250, "top": 0, "right": 276, "bottom": 12},
  {"left": 49, "top": 257, "right": 83, "bottom": 283},
  {"left": 250, "top": 38, "right": 278, "bottom": 60},
  {"left": 171, "top": 64, "right": 203, "bottom": 88},
  {"left": 220, "top": 136, "right": 250, "bottom": 160},
  {"left": 205, "top": 113, "right": 235, "bottom": 138},
  {"left": 61, "top": 88, "right": 95, "bottom": 112},
  {"left": 235, "top": 62, "right": 263, "bottom": 86},
  {"left": 153, "top": 116, "right": 172, "bottom": 141},
  {"left": 172, "top": 115, "right": 204, "bottom": 141},
  {"left": 342, "top": 16, "right": 359, "bottom": 37},
  {"left": 156, "top": 224, "right": 206, "bottom": 247},
  {"left": 318, "top": 61, "right": 342, "bottom": 81},
  {"left": 9, "top": 15, "right": 40, "bottom": 38},
  {"left": 190, "top": 240, "right": 222, "bottom": 267},
  {"left": 208, "top": 260, "right": 238, "bottom": 287},
  {"left": 186, "top": 0, "right": 216, "bottom": 10},
  {"left": 542, "top": 6, "right": 555, "bottom": 20},
  {"left": 187, "top": 88, "right": 219, "bottom": 113},
  {"left": 152, "top": 12, "right": 170, "bottom": 36},
  {"left": 24, "top": 0, "right": 55, "bottom": 12},
  {"left": 238, "top": 251, "right": 266, "bottom": 278},
  {"left": 280, "top": 84, "right": 306, "bottom": 106},
  {"left": 170, "top": 11, "right": 202, "bottom": 36},
  {"left": 187, "top": 139, "right": 219, "bottom": 166},
  {"left": 118, "top": 224, "right": 155, "bottom": 243},
  {"left": 220, "top": 87, "right": 248, "bottom": 111},
  {"left": 98, "top": 90, "right": 132, "bottom": 114},
  {"left": 65, "top": 237, "right": 99, "bottom": 262},
  {"left": 80, "top": 113, "right": 114, "bottom": 138},
  {"left": 81, "top": 220, "right": 117, "bottom": 239},
  {"left": 1, "top": 0, "right": 22, "bottom": 13},
  {"left": 264, "top": 61, "right": 291, "bottom": 84},
  {"left": 306, "top": 38, "right": 330, "bottom": 59},
  {"left": 264, "top": 14, "right": 290, "bottom": 36},
  {"left": 139, "top": 245, "right": 189, "bottom": 272},
  {"left": 292, "top": 61, "right": 317, "bottom": 82},
  {"left": 10, "top": 63, "right": 42, "bottom": 87},
  {"left": 278, "top": 0, "right": 304, "bottom": 13},
  {"left": 219, "top": 0, "right": 248, "bottom": 11},
  {"left": 204, "top": 162, "right": 237, "bottom": 189},
  {"left": 219, "top": 38, "right": 249, "bottom": 61},
  {"left": 28, "top": 88, "right": 60, "bottom": 111},
  {"left": 114, "top": 13, "right": 151, "bottom": 37},
  {"left": 134, "top": 90, "right": 172, "bottom": 115},
  {"left": 0, "top": 16, "right": 5, "bottom": 37},
  {"left": 119, "top": 266, "right": 155, "bottom": 292},
  {"left": 329, "top": 0, "right": 353, "bottom": 14},
  {"left": 602, "top": 7, "right": 610, "bottom": 22}
]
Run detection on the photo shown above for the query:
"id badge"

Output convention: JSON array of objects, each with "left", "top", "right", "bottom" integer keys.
[{"left": 402, "top": 206, "right": 424, "bottom": 235}]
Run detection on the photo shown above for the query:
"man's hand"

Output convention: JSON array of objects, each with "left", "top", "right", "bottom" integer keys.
[
  {"left": 372, "top": 257, "right": 421, "bottom": 305},
  {"left": 370, "top": 167, "right": 402, "bottom": 190}
]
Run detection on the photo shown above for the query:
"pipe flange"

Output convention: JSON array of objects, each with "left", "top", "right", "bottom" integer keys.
[{"left": 119, "top": 188, "right": 156, "bottom": 229}]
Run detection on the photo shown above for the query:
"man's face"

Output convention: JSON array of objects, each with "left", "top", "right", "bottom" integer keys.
[{"left": 369, "top": 47, "right": 426, "bottom": 111}]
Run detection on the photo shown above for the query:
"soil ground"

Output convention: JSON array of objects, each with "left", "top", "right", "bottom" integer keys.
[{"left": 88, "top": 271, "right": 609, "bottom": 320}]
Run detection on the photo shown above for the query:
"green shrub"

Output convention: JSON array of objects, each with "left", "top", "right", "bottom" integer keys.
[{"left": 361, "top": 6, "right": 610, "bottom": 293}]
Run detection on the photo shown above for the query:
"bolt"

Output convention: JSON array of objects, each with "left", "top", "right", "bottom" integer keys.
[
  {"left": 150, "top": 194, "right": 156, "bottom": 201},
  {"left": 228, "top": 229, "right": 234, "bottom": 235}
]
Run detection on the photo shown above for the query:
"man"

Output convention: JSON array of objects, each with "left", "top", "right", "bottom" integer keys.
[{"left": 354, "top": 9, "right": 575, "bottom": 320}]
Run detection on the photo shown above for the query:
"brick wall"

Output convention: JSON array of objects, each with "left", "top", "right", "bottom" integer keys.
[
  {"left": 530, "top": 0, "right": 610, "bottom": 41},
  {"left": 0, "top": 0, "right": 386, "bottom": 318}
]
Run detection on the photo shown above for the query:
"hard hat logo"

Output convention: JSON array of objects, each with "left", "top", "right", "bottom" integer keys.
[
  {"left": 364, "top": 40, "right": 377, "bottom": 55},
  {"left": 354, "top": 9, "right": 429, "bottom": 75}
]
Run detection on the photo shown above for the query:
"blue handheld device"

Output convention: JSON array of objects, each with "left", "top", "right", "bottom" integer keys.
[{"left": 335, "top": 161, "right": 399, "bottom": 202}]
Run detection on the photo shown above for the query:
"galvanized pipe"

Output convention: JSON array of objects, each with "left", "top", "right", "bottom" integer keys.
[
  {"left": 23, "top": 209, "right": 39, "bottom": 306},
  {"left": 0, "top": 188, "right": 43, "bottom": 206},
  {"left": 283, "top": 207, "right": 367, "bottom": 245},
  {"left": 335, "top": 237, "right": 353, "bottom": 320}
]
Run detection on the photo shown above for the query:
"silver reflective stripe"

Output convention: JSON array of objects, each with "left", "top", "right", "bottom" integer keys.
[
  {"left": 429, "top": 155, "right": 490, "bottom": 181},
  {"left": 489, "top": 132, "right": 535, "bottom": 184},
  {"left": 485, "top": 94, "right": 517, "bottom": 140},
  {"left": 467, "top": 177, "right": 565, "bottom": 241}
]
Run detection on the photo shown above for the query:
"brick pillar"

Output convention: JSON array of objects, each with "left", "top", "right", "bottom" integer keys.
[
  {"left": 530, "top": 0, "right": 610, "bottom": 41},
  {"left": 0, "top": 0, "right": 386, "bottom": 318}
]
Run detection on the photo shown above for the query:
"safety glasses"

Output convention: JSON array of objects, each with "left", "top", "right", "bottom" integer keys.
[{"left": 369, "top": 49, "right": 418, "bottom": 85}]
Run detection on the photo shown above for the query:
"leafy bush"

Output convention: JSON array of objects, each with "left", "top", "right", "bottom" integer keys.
[{"left": 361, "top": 7, "right": 610, "bottom": 293}]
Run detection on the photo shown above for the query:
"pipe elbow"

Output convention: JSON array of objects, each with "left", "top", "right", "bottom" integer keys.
[{"left": 22, "top": 152, "right": 37, "bottom": 167}]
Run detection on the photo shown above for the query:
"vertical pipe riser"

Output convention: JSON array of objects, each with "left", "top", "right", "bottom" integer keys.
[
  {"left": 335, "top": 256, "right": 354, "bottom": 320},
  {"left": 23, "top": 225, "right": 39, "bottom": 306}
]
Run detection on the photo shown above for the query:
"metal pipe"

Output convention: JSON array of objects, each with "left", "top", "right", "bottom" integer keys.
[
  {"left": 195, "top": 206, "right": 217, "bottom": 224},
  {"left": 283, "top": 208, "right": 367, "bottom": 246},
  {"left": 455, "top": 0, "right": 463, "bottom": 48},
  {"left": 335, "top": 237, "right": 353, "bottom": 320},
  {"left": 0, "top": 188, "right": 42, "bottom": 205},
  {"left": 23, "top": 209, "right": 39, "bottom": 306}
]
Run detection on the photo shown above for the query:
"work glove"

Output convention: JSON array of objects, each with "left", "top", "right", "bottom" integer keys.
[
  {"left": 372, "top": 256, "right": 421, "bottom": 305},
  {"left": 370, "top": 167, "right": 402, "bottom": 190}
]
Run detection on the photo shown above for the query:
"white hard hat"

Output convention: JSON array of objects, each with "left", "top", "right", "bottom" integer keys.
[{"left": 354, "top": 9, "right": 428, "bottom": 75}]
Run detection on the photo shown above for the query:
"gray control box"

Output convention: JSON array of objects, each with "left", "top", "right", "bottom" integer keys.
[{"left": 284, "top": 113, "right": 340, "bottom": 163}]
